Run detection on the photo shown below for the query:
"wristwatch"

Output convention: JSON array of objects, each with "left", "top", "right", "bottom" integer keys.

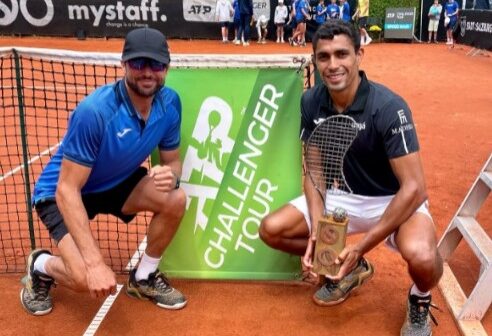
[{"left": 172, "top": 171, "right": 180, "bottom": 189}]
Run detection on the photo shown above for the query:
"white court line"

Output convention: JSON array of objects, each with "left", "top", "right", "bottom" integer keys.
[
  {"left": 83, "top": 236, "right": 148, "bottom": 336},
  {"left": 0, "top": 143, "right": 60, "bottom": 182}
]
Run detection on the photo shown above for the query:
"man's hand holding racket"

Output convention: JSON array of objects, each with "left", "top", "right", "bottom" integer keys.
[
  {"left": 301, "top": 169, "right": 327, "bottom": 284},
  {"left": 304, "top": 114, "right": 358, "bottom": 278}
]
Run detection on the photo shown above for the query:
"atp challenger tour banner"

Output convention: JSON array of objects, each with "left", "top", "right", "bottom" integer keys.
[{"left": 159, "top": 68, "right": 303, "bottom": 280}]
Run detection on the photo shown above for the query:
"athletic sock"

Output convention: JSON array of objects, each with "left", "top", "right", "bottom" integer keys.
[
  {"left": 33, "top": 253, "right": 54, "bottom": 275},
  {"left": 135, "top": 252, "right": 161, "bottom": 282},
  {"left": 410, "top": 284, "right": 430, "bottom": 297}
]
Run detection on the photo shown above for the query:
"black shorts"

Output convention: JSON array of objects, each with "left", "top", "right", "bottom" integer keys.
[
  {"left": 358, "top": 16, "right": 368, "bottom": 29},
  {"left": 35, "top": 167, "right": 147, "bottom": 243}
]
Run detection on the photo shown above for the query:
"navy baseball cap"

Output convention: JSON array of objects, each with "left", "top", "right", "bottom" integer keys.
[{"left": 122, "top": 27, "right": 170, "bottom": 64}]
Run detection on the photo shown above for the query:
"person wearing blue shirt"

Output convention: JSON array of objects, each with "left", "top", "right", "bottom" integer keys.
[
  {"left": 290, "top": 0, "right": 310, "bottom": 46},
  {"left": 326, "top": 0, "right": 340, "bottom": 19},
  {"left": 444, "top": 0, "right": 459, "bottom": 44},
  {"left": 232, "top": 0, "right": 241, "bottom": 43},
  {"left": 20, "top": 27, "right": 188, "bottom": 316},
  {"left": 235, "top": 0, "right": 253, "bottom": 46},
  {"left": 315, "top": 0, "right": 327, "bottom": 26},
  {"left": 340, "top": 0, "right": 351, "bottom": 23},
  {"left": 427, "top": 0, "right": 442, "bottom": 43}
]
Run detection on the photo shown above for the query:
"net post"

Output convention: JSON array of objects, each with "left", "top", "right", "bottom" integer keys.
[{"left": 13, "top": 49, "right": 36, "bottom": 250}]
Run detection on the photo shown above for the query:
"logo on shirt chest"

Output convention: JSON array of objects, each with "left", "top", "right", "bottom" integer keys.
[
  {"left": 314, "top": 117, "right": 365, "bottom": 130},
  {"left": 116, "top": 128, "right": 132, "bottom": 138}
]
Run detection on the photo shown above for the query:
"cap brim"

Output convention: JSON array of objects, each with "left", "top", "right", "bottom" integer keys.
[{"left": 122, "top": 51, "right": 170, "bottom": 64}]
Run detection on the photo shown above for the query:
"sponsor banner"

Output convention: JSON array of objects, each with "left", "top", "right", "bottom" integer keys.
[
  {"left": 160, "top": 68, "right": 303, "bottom": 279},
  {"left": 0, "top": 0, "right": 272, "bottom": 39},
  {"left": 384, "top": 7, "right": 416, "bottom": 40},
  {"left": 458, "top": 9, "right": 492, "bottom": 50}
]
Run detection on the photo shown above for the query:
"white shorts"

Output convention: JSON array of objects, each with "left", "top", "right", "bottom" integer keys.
[
  {"left": 289, "top": 193, "right": 432, "bottom": 251},
  {"left": 428, "top": 19, "right": 439, "bottom": 32}
]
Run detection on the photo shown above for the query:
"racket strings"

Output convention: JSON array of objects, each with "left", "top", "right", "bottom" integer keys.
[{"left": 305, "top": 116, "right": 358, "bottom": 196}]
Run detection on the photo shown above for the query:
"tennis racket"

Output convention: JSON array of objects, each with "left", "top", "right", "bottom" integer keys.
[{"left": 304, "top": 114, "right": 358, "bottom": 276}]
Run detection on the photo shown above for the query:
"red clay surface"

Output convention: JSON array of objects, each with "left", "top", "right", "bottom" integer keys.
[{"left": 0, "top": 36, "right": 491, "bottom": 336}]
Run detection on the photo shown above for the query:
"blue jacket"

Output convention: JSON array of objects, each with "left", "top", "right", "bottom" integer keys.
[{"left": 238, "top": 0, "right": 253, "bottom": 15}]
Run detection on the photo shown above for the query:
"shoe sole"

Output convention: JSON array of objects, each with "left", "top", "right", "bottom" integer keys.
[
  {"left": 312, "top": 263, "right": 375, "bottom": 307},
  {"left": 400, "top": 330, "right": 432, "bottom": 336},
  {"left": 19, "top": 288, "right": 53, "bottom": 316},
  {"left": 126, "top": 285, "right": 187, "bottom": 310},
  {"left": 20, "top": 249, "right": 53, "bottom": 316}
]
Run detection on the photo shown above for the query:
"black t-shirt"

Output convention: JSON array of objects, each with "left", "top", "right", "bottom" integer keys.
[{"left": 300, "top": 71, "right": 419, "bottom": 196}]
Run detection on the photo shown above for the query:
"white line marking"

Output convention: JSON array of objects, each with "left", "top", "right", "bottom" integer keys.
[
  {"left": 0, "top": 143, "right": 60, "bottom": 182},
  {"left": 83, "top": 236, "right": 148, "bottom": 336}
]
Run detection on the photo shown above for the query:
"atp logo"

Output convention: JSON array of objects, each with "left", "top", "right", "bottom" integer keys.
[{"left": 180, "top": 96, "right": 235, "bottom": 233}]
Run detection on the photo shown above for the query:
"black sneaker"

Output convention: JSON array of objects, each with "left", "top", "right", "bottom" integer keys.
[
  {"left": 313, "top": 258, "right": 374, "bottom": 306},
  {"left": 400, "top": 292, "right": 439, "bottom": 336},
  {"left": 126, "top": 269, "right": 187, "bottom": 310},
  {"left": 20, "top": 249, "right": 55, "bottom": 316}
]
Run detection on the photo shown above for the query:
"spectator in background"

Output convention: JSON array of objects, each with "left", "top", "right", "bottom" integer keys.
[
  {"left": 286, "top": 0, "right": 299, "bottom": 43},
  {"left": 290, "top": 0, "right": 310, "bottom": 47},
  {"left": 236, "top": 0, "right": 253, "bottom": 46},
  {"left": 315, "top": 0, "right": 328, "bottom": 27},
  {"left": 256, "top": 14, "right": 269, "bottom": 43},
  {"left": 444, "top": 0, "right": 459, "bottom": 45},
  {"left": 326, "top": 0, "right": 340, "bottom": 19},
  {"left": 427, "top": 0, "right": 442, "bottom": 43},
  {"left": 339, "top": 0, "right": 351, "bottom": 23},
  {"left": 352, "top": 0, "right": 372, "bottom": 45},
  {"left": 274, "top": 0, "right": 289, "bottom": 43},
  {"left": 215, "top": 0, "right": 234, "bottom": 43},
  {"left": 232, "top": 0, "right": 241, "bottom": 43}
]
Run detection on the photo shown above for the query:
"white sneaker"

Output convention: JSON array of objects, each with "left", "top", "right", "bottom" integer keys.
[
  {"left": 243, "top": 41, "right": 250, "bottom": 46},
  {"left": 233, "top": 40, "right": 241, "bottom": 45},
  {"left": 281, "top": 38, "right": 285, "bottom": 43},
  {"left": 365, "top": 36, "right": 372, "bottom": 45},
  {"left": 276, "top": 38, "right": 280, "bottom": 43}
]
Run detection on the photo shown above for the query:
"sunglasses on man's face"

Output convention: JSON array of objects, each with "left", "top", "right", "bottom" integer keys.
[{"left": 127, "top": 58, "right": 167, "bottom": 72}]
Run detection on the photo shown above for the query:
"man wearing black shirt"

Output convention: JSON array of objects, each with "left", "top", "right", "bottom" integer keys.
[{"left": 260, "top": 20, "right": 442, "bottom": 336}]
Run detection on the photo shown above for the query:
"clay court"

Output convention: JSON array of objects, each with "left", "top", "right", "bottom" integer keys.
[{"left": 0, "top": 36, "right": 491, "bottom": 335}]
